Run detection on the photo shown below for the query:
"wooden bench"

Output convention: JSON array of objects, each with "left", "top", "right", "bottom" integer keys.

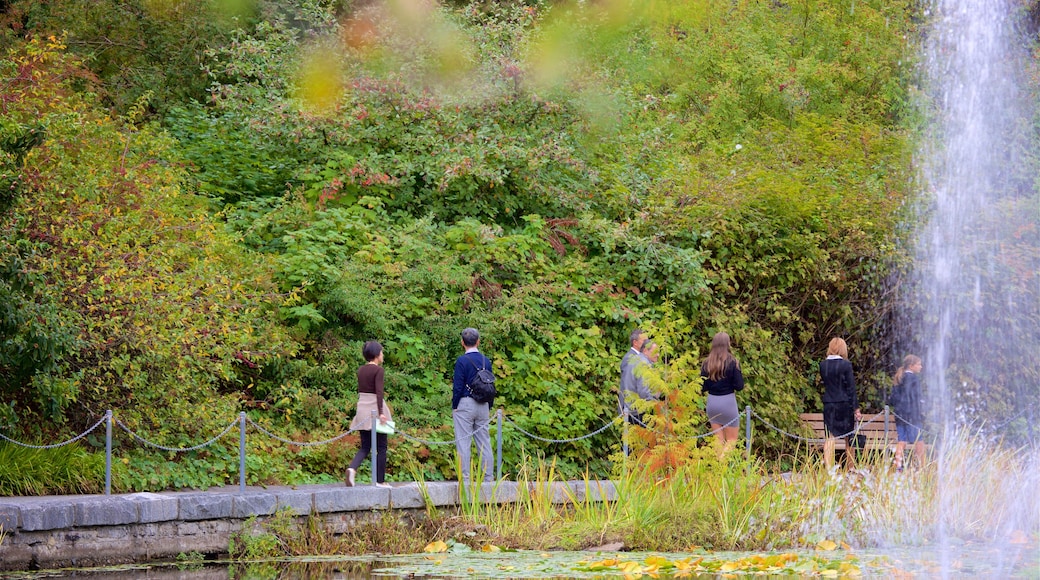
[{"left": 798, "top": 412, "right": 896, "bottom": 452}]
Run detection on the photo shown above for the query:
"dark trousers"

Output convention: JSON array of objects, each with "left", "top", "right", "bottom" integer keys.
[{"left": 349, "top": 430, "right": 388, "bottom": 483}]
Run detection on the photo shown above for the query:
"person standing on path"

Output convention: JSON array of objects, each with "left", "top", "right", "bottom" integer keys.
[
  {"left": 620, "top": 328, "right": 656, "bottom": 424},
  {"left": 890, "top": 354, "right": 926, "bottom": 472},
  {"left": 700, "top": 331, "right": 745, "bottom": 449},
  {"left": 452, "top": 327, "right": 494, "bottom": 483},
  {"left": 346, "top": 341, "right": 392, "bottom": 488},
  {"left": 819, "top": 337, "right": 861, "bottom": 470}
]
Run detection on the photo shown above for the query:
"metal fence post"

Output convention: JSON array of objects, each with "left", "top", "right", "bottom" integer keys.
[
  {"left": 105, "top": 410, "right": 112, "bottom": 496},
  {"left": 744, "top": 406, "right": 752, "bottom": 464},
  {"left": 884, "top": 405, "right": 891, "bottom": 449},
  {"left": 371, "top": 410, "right": 378, "bottom": 485},
  {"left": 496, "top": 408, "right": 503, "bottom": 481},
  {"left": 239, "top": 412, "right": 246, "bottom": 493},
  {"left": 622, "top": 409, "right": 630, "bottom": 457}
]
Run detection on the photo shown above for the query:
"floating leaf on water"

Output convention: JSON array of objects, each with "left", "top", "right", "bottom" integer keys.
[
  {"left": 839, "top": 561, "right": 863, "bottom": 576},
  {"left": 424, "top": 540, "right": 448, "bottom": 553},
  {"left": 644, "top": 554, "right": 671, "bottom": 567},
  {"left": 1009, "top": 530, "right": 1029, "bottom": 545},
  {"left": 817, "top": 539, "right": 838, "bottom": 551},
  {"left": 482, "top": 544, "right": 502, "bottom": 552},
  {"left": 618, "top": 560, "right": 642, "bottom": 572}
]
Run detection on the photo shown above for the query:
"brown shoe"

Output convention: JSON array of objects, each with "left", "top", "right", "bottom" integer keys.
[{"left": 345, "top": 468, "right": 356, "bottom": 487}]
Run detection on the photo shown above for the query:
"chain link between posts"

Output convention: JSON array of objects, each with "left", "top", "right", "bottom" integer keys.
[
  {"left": 7, "top": 405, "right": 1035, "bottom": 460},
  {"left": 245, "top": 417, "right": 356, "bottom": 447},
  {"left": 116, "top": 417, "right": 238, "bottom": 453},
  {"left": 396, "top": 417, "right": 492, "bottom": 447},
  {"left": 886, "top": 410, "right": 930, "bottom": 435},
  {"left": 504, "top": 415, "right": 619, "bottom": 443},
  {"left": 628, "top": 411, "right": 739, "bottom": 440},
  {"left": 750, "top": 408, "right": 885, "bottom": 444},
  {"left": 0, "top": 415, "right": 108, "bottom": 450}
]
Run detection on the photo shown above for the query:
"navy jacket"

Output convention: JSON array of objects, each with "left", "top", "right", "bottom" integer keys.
[
  {"left": 453, "top": 350, "right": 494, "bottom": 409},
  {"left": 890, "top": 371, "right": 922, "bottom": 426},
  {"left": 820, "top": 357, "right": 857, "bottom": 407}
]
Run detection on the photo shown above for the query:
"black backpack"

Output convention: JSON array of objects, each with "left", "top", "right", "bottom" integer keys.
[{"left": 466, "top": 357, "right": 497, "bottom": 404}]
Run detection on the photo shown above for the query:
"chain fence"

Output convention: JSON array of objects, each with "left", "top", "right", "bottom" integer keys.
[
  {"left": 116, "top": 418, "right": 239, "bottom": 453},
  {"left": 0, "top": 415, "right": 107, "bottom": 450},
  {"left": 246, "top": 417, "right": 356, "bottom": 447},
  {"left": 3, "top": 402, "right": 1035, "bottom": 496}
]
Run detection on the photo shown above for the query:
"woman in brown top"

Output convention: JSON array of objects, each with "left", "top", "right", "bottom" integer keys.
[{"left": 346, "top": 341, "right": 392, "bottom": 488}]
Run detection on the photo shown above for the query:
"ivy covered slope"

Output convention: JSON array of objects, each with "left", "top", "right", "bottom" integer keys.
[
  {"left": 0, "top": 0, "right": 919, "bottom": 488},
  {"left": 0, "top": 38, "right": 309, "bottom": 489},
  {"left": 166, "top": 0, "right": 916, "bottom": 471}
]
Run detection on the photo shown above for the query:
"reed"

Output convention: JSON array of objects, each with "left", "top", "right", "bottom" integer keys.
[
  {"left": 229, "top": 434, "right": 1039, "bottom": 558},
  {"left": 0, "top": 442, "right": 105, "bottom": 496},
  {"left": 456, "top": 435, "right": 1039, "bottom": 552}
]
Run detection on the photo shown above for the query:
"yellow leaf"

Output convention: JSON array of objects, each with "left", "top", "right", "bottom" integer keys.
[
  {"left": 424, "top": 540, "right": 448, "bottom": 553},
  {"left": 644, "top": 555, "right": 670, "bottom": 567},
  {"left": 619, "top": 561, "right": 642, "bottom": 573},
  {"left": 839, "top": 562, "right": 862, "bottom": 575},
  {"left": 816, "top": 539, "right": 838, "bottom": 551},
  {"left": 482, "top": 544, "right": 502, "bottom": 552}
]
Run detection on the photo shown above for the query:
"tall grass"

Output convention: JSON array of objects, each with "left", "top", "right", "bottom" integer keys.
[
  {"left": 0, "top": 442, "right": 105, "bottom": 496},
  {"left": 228, "top": 434, "right": 1039, "bottom": 559},
  {"left": 451, "top": 435, "right": 1039, "bottom": 552}
]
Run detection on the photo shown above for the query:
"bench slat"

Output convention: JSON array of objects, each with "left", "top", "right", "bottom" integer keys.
[{"left": 797, "top": 412, "right": 896, "bottom": 450}]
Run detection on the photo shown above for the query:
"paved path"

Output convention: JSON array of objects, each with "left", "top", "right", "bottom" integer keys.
[{"left": 0, "top": 479, "right": 617, "bottom": 570}]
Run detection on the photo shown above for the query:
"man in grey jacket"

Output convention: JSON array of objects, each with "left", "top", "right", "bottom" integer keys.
[{"left": 619, "top": 328, "right": 656, "bottom": 424}]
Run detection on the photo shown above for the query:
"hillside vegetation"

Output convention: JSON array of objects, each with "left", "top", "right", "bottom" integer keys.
[{"left": 1, "top": 0, "right": 925, "bottom": 489}]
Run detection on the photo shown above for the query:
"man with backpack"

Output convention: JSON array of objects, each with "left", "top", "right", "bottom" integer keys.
[{"left": 452, "top": 327, "right": 496, "bottom": 483}]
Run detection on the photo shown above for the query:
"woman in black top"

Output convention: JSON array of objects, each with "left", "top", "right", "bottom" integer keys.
[
  {"left": 346, "top": 341, "right": 392, "bottom": 488},
  {"left": 701, "top": 332, "right": 745, "bottom": 449},
  {"left": 890, "top": 354, "right": 925, "bottom": 471},
  {"left": 819, "top": 337, "right": 860, "bottom": 469}
]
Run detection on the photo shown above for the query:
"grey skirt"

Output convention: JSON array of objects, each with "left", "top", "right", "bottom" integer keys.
[{"left": 706, "top": 393, "right": 739, "bottom": 428}]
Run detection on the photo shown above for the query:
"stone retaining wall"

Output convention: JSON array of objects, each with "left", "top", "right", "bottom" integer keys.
[{"left": 0, "top": 480, "right": 616, "bottom": 571}]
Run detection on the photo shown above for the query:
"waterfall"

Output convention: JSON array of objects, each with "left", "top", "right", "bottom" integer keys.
[
  {"left": 910, "top": 0, "right": 1039, "bottom": 574},
  {"left": 916, "top": 0, "right": 1029, "bottom": 429}
]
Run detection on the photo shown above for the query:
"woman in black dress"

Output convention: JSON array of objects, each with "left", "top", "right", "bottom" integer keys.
[{"left": 820, "top": 337, "right": 860, "bottom": 469}]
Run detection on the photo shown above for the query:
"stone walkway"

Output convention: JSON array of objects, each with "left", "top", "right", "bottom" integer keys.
[{"left": 0, "top": 480, "right": 616, "bottom": 570}]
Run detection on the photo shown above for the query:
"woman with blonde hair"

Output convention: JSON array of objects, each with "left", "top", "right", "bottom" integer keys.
[
  {"left": 889, "top": 354, "right": 925, "bottom": 472},
  {"left": 820, "top": 337, "right": 860, "bottom": 469},
  {"left": 700, "top": 332, "right": 745, "bottom": 447}
]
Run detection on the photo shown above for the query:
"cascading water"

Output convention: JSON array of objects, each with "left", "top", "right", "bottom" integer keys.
[{"left": 909, "top": 0, "right": 1040, "bottom": 575}]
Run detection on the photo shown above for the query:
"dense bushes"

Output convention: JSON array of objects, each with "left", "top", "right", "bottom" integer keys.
[{"left": 0, "top": 0, "right": 957, "bottom": 490}]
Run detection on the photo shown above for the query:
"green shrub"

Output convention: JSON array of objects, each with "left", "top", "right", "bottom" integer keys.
[{"left": 0, "top": 442, "right": 106, "bottom": 496}]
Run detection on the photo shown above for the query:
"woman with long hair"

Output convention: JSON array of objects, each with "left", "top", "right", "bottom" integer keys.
[
  {"left": 889, "top": 354, "right": 925, "bottom": 472},
  {"left": 701, "top": 332, "right": 745, "bottom": 448},
  {"left": 820, "top": 337, "right": 861, "bottom": 470},
  {"left": 346, "top": 341, "right": 393, "bottom": 488}
]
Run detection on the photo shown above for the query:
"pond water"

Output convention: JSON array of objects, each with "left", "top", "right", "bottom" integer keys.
[{"left": 3, "top": 544, "right": 1037, "bottom": 579}]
